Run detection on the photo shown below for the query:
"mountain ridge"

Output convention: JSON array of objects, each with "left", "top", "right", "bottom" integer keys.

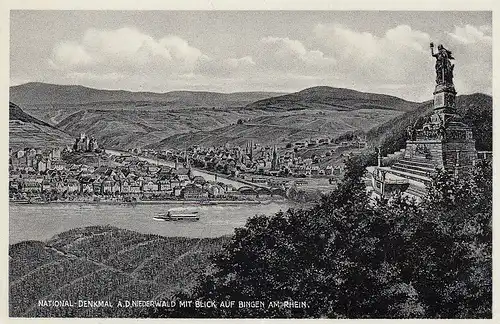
[
  {"left": 10, "top": 82, "right": 491, "bottom": 153},
  {"left": 10, "top": 82, "right": 287, "bottom": 107},
  {"left": 246, "top": 86, "right": 421, "bottom": 112}
]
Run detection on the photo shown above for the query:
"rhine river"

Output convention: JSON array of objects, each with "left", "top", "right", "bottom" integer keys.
[
  {"left": 106, "top": 149, "right": 251, "bottom": 189},
  {"left": 9, "top": 201, "right": 296, "bottom": 244}
]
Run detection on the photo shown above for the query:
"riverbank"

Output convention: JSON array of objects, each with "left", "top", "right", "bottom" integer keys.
[{"left": 9, "top": 199, "right": 288, "bottom": 206}]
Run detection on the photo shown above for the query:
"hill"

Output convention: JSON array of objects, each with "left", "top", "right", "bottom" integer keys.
[
  {"left": 9, "top": 225, "right": 229, "bottom": 317},
  {"left": 11, "top": 83, "right": 424, "bottom": 151},
  {"left": 246, "top": 86, "right": 420, "bottom": 112},
  {"left": 10, "top": 82, "right": 285, "bottom": 108},
  {"left": 55, "top": 107, "right": 272, "bottom": 149},
  {"left": 9, "top": 102, "right": 74, "bottom": 151},
  {"left": 367, "top": 93, "right": 493, "bottom": 154},
  {"left": 146, "top": 107, "right": 404, "bottom": 149},
  {"left": 145, "top": 86, "right": 422, "bottom": 149},
  {"left": 10, "top": 101, "right": 52, "bottom": 127},
  {"left": 11, "top": 82, "right": 284, "bottom": 149}
]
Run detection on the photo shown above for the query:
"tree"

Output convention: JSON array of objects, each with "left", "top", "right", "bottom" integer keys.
[
  {"left": 410, "top": 162, "right": 492, "bottom": 318},
  {"left": 153, "top": 158, "right": 491, "bottom": 319}
]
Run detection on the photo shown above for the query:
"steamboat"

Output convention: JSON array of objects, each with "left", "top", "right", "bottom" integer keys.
[{"left": 153, "top": 210, "right": 200, "bottom": 221}]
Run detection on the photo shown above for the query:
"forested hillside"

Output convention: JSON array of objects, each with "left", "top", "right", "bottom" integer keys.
[
  {"left": 9, "top": 156, "right": 492, "bottom": 318},
  {"left": 367, "top": 93, "right": 492, "bottom": 154},
  {"left": 9, "top": 226, "right": 230, "bottom": 317}
]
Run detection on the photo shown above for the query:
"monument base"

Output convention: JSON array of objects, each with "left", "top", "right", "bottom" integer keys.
[{"left": 369, "top": 114, "right": 477, "bottom": 199}]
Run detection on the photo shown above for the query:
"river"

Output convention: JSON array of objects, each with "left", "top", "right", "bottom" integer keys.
[
  {"left": 106, "top": 149, "right": 250, "bottom": 189},
  {"left": 9, "top": 201, "right": 296, "bottom": 244}
]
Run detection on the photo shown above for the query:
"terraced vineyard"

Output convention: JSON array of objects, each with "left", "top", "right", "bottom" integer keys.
[{"left": 9, "top": 225, "right": 229, "bottom": 317}]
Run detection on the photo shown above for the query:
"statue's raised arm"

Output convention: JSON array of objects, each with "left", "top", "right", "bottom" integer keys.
[{"left": 430, "top": 42, "right": 438, "bottom": 57}]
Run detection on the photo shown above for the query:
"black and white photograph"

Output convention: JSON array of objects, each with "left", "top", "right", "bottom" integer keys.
[{"left": 6, "top": 5, "right": 493, "bottom": 319}]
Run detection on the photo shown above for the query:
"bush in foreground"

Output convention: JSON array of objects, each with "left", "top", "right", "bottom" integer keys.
[{"left": 155, "top": 156, "right": 491, "bottom": 319}]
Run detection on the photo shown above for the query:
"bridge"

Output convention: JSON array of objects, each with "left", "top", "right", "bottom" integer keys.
[{"left": 105, "top": 149, "right": 269, "bottom": 190}]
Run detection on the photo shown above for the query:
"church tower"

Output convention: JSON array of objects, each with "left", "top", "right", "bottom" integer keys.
[
  {"left": 271, "top": 145, "right": 279, "bottom": 170},
  {"left": 184, "top": 149, "right": 190, "bottom": 169},
  {"left": 250, "top": 141, "right": 254, "bottom": 162}
]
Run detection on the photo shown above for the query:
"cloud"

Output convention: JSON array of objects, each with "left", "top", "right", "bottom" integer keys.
[
  {"left": 385, "top": 25, "right": 431, "bottom": 52},
  {"left": 256, "top": 36, "right": 336, "bottom": 73},
  {"left": 306, "top": 23, "right": 491, "bottom": 100},
  {"left": 226, "top": 56, "right": 256, "bottom": 69},
  {"left": 49, "top": 27, "right": 208, "bottom": 75},
  {"left": 312, "top": 24, "right": 432, "bottom": 84},
  {"left": 42, "top": 24, "right": 490, "bottom": 101},
  {"left": 49, "top": 42, "right": 92, "bottom": 70},
  {"left": 445, "top": 25, "right": 492, "bottom": 96},
  {"left": 447, "top": 24, "right": 492, "bottom": 44},
  {"left": 196, "top": 56, "right": 257, "bottom": 77}
]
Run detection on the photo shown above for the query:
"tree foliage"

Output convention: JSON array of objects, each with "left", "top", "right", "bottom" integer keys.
[
  {"left": 157, "top": 157, "right": 491, "bottom": 319},
  {"left": 367, "top": 94, "right": 492, "bottom": 154}
]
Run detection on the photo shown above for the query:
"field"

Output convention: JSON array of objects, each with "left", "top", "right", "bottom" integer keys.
[
  {"left": 247, "top": 86, "right": 420, "bottom": 112},
  {"left": 9, "top": 225, "right": 230, "bottom": 317},
  {"left": 147, "top": 108, "right": 402, "bottom": 149},
  {"left": 14, "top": 85, "right": 491, "bottom": 157},
  {"left": 9, "top": 120, "right": 74, "bottom": 151},
  {"left": 21, "top": 104, "right": 274, "bottom": 149},
  {"left": 9, "top": 102, "right": 74, "bottom": 151}
]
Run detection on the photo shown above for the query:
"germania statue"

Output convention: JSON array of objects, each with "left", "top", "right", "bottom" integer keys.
[{"left": 430, "top": 42, "right": 455, "bottom": 85}]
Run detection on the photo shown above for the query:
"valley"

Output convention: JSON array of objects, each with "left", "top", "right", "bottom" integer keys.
[{"left": 11, "top": 83, "right": 420, "bottom": 151}]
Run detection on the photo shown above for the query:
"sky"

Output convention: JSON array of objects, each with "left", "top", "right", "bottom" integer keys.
[{"left": 10, "top": 10, "right": 492, "bottom": 102}]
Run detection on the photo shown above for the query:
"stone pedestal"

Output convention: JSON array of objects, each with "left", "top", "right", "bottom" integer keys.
[
  {"left": 403, "top": 129, "right": 476, "bottom": 177},
  {"left": 432, "top": 83, "right": 458, "bottom": 123},
  {"left": 433, "top": 83, "right": 456, "bottom": 109}
]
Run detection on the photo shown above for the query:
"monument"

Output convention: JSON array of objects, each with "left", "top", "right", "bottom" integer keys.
[{"left": 368, "top": 43, "right": 477, "bottom": 198}]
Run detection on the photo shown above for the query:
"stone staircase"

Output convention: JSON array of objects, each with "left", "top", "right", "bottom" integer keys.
[
  {"left": 381, "top": 148, "right": 406, "bottom": 165},
  {"left": 371, "top": 149, "right": 437, "bottom": 199},
  {"left": 383, "top": 158, "right": 435, "bottom": 186},
  {"left": 391, "top": 159, "right": 436, "bottom": 178}
]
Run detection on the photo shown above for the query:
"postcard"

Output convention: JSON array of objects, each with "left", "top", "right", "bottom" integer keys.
[{"left": 5, "top": 3, "right": 494, "bottom": 320}]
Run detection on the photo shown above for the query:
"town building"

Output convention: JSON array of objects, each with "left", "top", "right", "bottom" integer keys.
[{"left": 73, "top": 133, "right": 99, "bottom": 152}]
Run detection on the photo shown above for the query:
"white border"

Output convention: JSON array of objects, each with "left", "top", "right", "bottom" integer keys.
[{"left": 1, "top": 1, "right": 497, "bottom": 323}]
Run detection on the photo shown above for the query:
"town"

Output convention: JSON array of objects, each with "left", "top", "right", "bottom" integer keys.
[
  {"left": 9, "top": 132, "right": 368, "bottom": 203},
  {"left": 144, "top": 135, "right": 367, "bottom": 178}
]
